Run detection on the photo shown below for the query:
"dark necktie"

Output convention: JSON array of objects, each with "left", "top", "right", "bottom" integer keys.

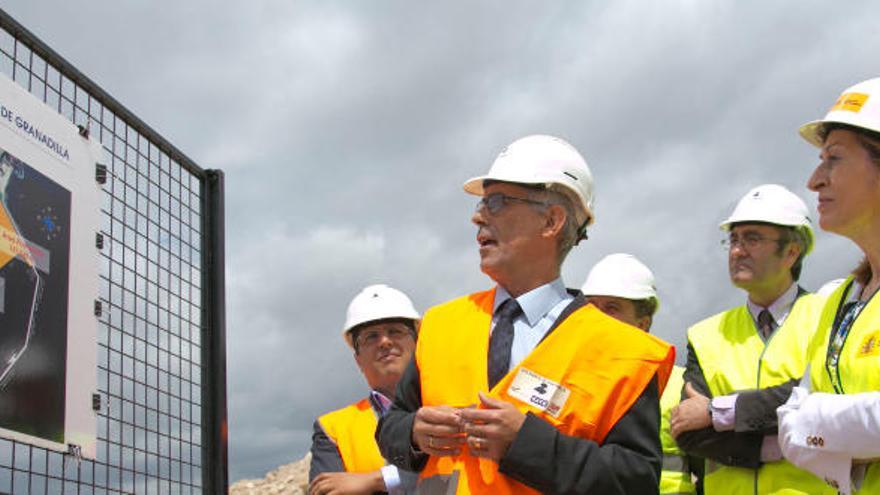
[
  {"left": 757, "top": 309, "right": 776, "bottom": 339},
  {"left": 487, "top": 298, "right": 522, "bottom": 389}
]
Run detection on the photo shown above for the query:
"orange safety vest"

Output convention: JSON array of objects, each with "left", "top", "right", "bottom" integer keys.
[
  {"left": 317, "top": 398, "right": 386, "bottom": 473},
  {"left": 415, "top": 289, "right": 675, "bottom": 494}
]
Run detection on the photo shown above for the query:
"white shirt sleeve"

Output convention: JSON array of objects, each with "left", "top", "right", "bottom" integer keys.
[
  {"left": 789, "top": 390, "right": 880, "bottom": 458},
  {"left": 381, "top": 464, "right": 403, "bottom": 494},
  {"left": 778, "top": 386, "right": 880, "bottom": 494}
]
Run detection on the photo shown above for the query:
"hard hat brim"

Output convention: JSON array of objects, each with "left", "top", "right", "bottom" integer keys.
[
  {"left": 463, "top": 175, "right": 551, "bottom": 196},
  {"left": 582, "top": 289, "right": 660, "bottom": 311},
  {"left": 463, "top": 176, "right": 595, "bottom": 227},
  {"left": 798, "top": 120, "right": 824, "bottom": 148},
  {"left": 343, "top": 315, "right": 420, "bottom": 347},
  {"left": 718, "top": 219, "right": 815, "bottom": 256},
  {"left": 799, "top": 115, "right": 880, "bottom": 148}
]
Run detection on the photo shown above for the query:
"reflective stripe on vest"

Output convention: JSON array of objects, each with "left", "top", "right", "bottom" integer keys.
[
  {"left": 317, "top": 398, "right": 385, "bottom": 473},
  {"left": 808, "top": 277, "right": 880, "bottom": 494},
  {"left": 688, "top": 294, "right": 836, "bottom": 495},
  {"left": 659, "top": 462, "right": 696, "bottom": 495},
  {"left": 660, "top": 366, "right": 696, "bottom": 494},
  {"left": 415, "top": 289, "right": 675, "bottom": 495}
]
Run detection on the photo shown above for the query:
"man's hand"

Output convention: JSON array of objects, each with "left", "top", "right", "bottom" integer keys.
[
  {"left": 459, "top": 392, "right": 526, "bottom": 462},
  {"left": 309, "top": 471, "right": 384, "bottom": 495},
  {"left": 412, "top": 405, "right": 465, "bottom": 456},
  {"left": 671, "top": 382, "right": 712, "bottom": 438}
]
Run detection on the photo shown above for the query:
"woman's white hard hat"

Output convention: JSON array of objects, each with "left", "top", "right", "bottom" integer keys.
[{"left": 800, "top": 77, "right": 880, "bottom": 147}]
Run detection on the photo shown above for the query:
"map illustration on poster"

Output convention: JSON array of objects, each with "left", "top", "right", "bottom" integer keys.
[
  {"left": 0, "top": 148, "right": 71, "bottom": 444},
  {"left": 0, "top": 73, "right": 100, "bottom": 459}
]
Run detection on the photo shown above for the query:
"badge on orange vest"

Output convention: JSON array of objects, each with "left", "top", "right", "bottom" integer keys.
[{"left": 506, "top": 367, "right": 570, "bottom": 418}]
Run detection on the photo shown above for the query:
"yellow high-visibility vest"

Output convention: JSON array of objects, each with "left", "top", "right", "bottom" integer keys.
[
  {"left": 688, "top": 294, "right": 836, "bottom": 495},
  {"left": 317, "top": 398, "right": 386, "bottom": 473},
  {"left": 660, "top": 365, "right": 696, "bottom": 494},
  {"left": 807, "top": 277, "right": 880, "bottom": 494},
  {"left": 416, "top": 290, "right": 675, "bottom": 494}
]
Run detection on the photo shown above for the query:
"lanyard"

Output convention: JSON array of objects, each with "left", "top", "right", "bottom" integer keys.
[{"left": 826, "top": 280, "right": 878, "bottom": 394}]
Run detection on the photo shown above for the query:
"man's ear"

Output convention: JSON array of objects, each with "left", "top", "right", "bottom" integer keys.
[
  {"left": 542, "top": 204, "right": 566, "bottom": 239},
  {"left": 784, "top": 241, "right": 802, "bottom": 268}
]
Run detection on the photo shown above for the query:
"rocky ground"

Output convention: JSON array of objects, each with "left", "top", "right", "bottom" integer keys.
[{"left": 230, "top": 453, "right": 311, "bottom": 495}]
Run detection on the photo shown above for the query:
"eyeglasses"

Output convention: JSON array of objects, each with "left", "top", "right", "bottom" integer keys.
[
  {"left": 476, "top": 193, "right": 547, "bottom": 215},
  {"left": 355, "top": 326, "right": 414, "bottom": 350},
  {"left": 721, "top": 233, "right": 782, "bottom": 251}
]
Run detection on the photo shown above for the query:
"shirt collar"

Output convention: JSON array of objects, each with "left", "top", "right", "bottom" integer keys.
[
  {"left": 370, "top": 390, "right": 393, "bottom": 416},
  {"left": 494, "top": 278, "right": 569, "bottom": 326},
  {"left": 746, "top": 282, "right": 800, "bottom": 326}
]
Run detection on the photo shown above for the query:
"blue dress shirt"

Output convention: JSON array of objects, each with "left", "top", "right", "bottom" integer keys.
[{"left": 492, "top": 278, "right": 574, "bottom": 372}]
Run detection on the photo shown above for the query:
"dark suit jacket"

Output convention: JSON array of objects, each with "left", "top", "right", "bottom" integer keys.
[
  {"left": 376, "top": 295, "right": 664, "bottom": 495},
  {"left": 676, "top": 341, "right": 798, "bottom": 469}
]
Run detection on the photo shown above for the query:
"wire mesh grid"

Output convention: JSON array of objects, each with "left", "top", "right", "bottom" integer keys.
[{"left": 0, "top": 23, "right": 211, "bottom": 495}]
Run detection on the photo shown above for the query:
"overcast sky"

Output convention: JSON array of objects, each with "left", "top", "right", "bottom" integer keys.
[{"left": 3, "top": 0, "right": 878, "bottom": 483}]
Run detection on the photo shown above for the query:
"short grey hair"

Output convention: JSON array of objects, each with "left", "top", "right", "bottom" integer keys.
[{"left": 526, "top": 185, "right": 581, "bottom": 263}]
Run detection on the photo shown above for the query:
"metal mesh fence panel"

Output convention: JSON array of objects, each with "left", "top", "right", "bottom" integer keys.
[{"left": 0, "top": 10, "right": 227, "bottom": 495}]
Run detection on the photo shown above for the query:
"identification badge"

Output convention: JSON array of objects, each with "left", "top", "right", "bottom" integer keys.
[{"left": 506, "top": 367, "right": 570, "bottom": 418}]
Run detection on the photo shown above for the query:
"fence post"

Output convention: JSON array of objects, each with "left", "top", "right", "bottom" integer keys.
[{"left": 202, "top": 169, "right": 228, "bottom": 493}]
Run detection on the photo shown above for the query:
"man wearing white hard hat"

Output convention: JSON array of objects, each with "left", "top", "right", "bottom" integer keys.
[
  {"left": 670, "top": 185, "right": 834, "bottom": 494},
  {"left": 309, "top": 284, "right": 420, "bottom": 495},
  {"left": 582, "top": 254, "right": 696, "bottom": 495},
  {"left": 377, "top": 135, "right": 674, "bottom": 494}
]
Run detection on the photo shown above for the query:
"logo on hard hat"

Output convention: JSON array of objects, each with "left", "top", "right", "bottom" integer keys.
[{"left": 830, "top": 92, "right": 869, "bottom": 113}]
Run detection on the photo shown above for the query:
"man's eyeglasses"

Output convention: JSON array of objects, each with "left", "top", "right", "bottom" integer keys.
[
  {"left": 721, "top": 233, "right": 782, "bottom": 251},
  {"left": 476, "top": 193, "right": 546, "bottom": 215},
  {"left": 355, "top": 326, "right": 414, "bottom": 350}
]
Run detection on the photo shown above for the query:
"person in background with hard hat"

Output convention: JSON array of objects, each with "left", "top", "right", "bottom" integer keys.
[
  {"left": 376, "top": 134, "right": 675, "bottom": 494},
  {"left": 670, "top": 184, "right": 834, "bottom": 494},
  {"left": 777, "top": 77, "right": 880, "bottom": 494},
  {"left": 581, "top": 253, "right": 697, "bottom": 495},
  {"left": 309, "top": 284, "right": 420, "bottom": 495}
]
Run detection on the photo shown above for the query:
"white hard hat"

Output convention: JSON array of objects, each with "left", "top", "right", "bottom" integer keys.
[
  {"left": 800, "top": 78, "right": 880, "bottom": 147},
  {"left": 719, "top": 184, "right": 814, "bottom": 255},
  {"left": 342, "top": 284, "right": 420, "bottom": 346},
  {"left": 581, "top": 253, "right": 658, "bottom": 310},
  {"left": 463, "top": 135, "right": 595, "bottom": 232}
]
